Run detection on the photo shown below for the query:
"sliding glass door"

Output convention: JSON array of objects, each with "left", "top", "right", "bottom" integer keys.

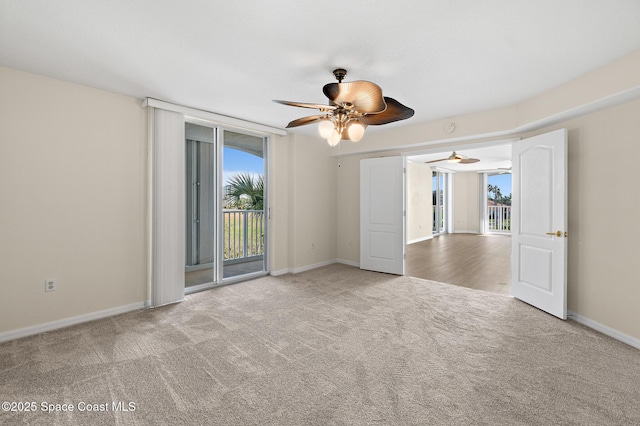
[
  {"left": 222, "top": 130, "right": 266, "bottom": 279},
  {"left": 184, "top": 122, "right": 267, "bottom": 291},
  {"left": 185, "top": 123, "right": 218, "bottom": 288}
]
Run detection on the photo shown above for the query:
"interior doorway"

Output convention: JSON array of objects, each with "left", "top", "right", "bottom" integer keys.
[{"left": 405, "top": 142, "right": 513, "bottom": 295}]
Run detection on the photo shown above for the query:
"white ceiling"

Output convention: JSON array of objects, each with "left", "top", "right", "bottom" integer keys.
[{"left": 2, "top": 1, "right": 640, "bottom": 138}]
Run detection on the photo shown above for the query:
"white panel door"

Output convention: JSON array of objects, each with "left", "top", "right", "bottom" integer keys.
[
  {"left": 360, "top": 157, "right": 405, "bottom": 275},
  {"left": 511, "top": 129, "right": 567, "bottom": 319}
]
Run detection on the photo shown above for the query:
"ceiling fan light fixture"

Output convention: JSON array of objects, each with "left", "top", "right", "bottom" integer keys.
[
  {"left": 347, "top": 121, "right": 365, "bottom": 142},
  {"left": 318, "top": 119, "right": 334, "bottom": 139},
  {"left": 275, "top": 68, "right": 414, "bottom": 147}
]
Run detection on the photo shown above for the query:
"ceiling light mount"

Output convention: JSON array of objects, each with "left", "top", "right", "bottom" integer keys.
[{"left": 332, "top": 68, "right": 347, "bottom": 83}]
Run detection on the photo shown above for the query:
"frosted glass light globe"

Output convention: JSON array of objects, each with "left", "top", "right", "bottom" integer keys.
[
  {"left": 347, "top": 122, "right": 365, "bottom": 142},
  {"left": 318, "top": 120, "right": 334, "bottom": 139},
  {"left": 327, "top": 130, "right": 341, "bottom": 147}
]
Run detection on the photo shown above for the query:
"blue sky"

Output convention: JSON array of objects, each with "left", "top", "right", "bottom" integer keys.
[
  {"left": 223, "top": 147, "right": 264, "bottom": 186},
  {"left": 488, "top": 173, "right": 512, "bottom": 196}
]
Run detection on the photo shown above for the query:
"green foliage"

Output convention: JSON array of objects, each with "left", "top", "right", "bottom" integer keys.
[
  {"left": 225, "top": 173, "right": 264, "bottom": 210},
  {"left": 488, "top": 184, "right": 511, "bottom": 206}
]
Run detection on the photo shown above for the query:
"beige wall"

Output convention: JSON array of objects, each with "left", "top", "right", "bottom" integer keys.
[
  {"left": 0, "top": 67, "right": 147, "bottom": 333},
  {"left": 2, "top": 49, "right": 639, "bottom": 344},
  {"left": 406, "top": 162, "right": 433, "bottom": 243},
  {"left": 453, "top": 172, "right": 480, "bottom": 233},
  {"left": 267, "top": 134, "right": 290, "bottom": 273},
  {"left": 285, "top": 133, "right": 338, "bottom": 271},
  {"left": 525, "top": 98, "right": 640, "bottom": 340}
]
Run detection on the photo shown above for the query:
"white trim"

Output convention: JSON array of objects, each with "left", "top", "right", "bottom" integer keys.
[
  {"left": 407, "top": 235, "right": 433, "bottom": 244},
  {"left": 453, "top": 230, "right": 480, "bottom": 234},
  {"left": 0, "top": 302, "right": 145, "bottom": 343},
  {"left": 568, "top": 311, "right": 640, "bottom": 350},
  {"left": 335, "top": 85, "right": 640, "bottom": 158},
  {"left": 406, "top": 138, "right": 518, "bottom": 158},
  {"left": 270, "top": 259, "right": 361, "bottom": 276},
  {"left": 291, "top": 259, "right": 337, "bottom": 274},
  {"left": 142, "top": 98, "right": 287, "bottom": 136}
]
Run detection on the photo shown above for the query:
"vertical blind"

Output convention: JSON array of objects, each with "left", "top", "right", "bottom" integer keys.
[{"left": 151, "top": 108, "right": 186, "bottom": 306}]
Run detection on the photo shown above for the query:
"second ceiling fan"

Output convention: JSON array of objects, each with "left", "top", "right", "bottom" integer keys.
[{"left": 425, "top": 151, "right": 480, "bottom": 164}]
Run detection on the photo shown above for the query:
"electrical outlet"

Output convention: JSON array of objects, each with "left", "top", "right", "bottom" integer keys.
[{"left": 45, "top": 279, "right": 57, "bottom": 292}]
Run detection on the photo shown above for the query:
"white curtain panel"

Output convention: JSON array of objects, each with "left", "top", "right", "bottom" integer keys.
[{"left": 152, "top": 108, "right": 186, "bottom": 306}]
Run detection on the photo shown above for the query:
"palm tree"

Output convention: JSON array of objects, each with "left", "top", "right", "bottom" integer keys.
[
  {"left": 225, "top": 173, "right": 264, "bottom": 210},
  {"left": 488, "top": 184, "right": 502, "bottom": 206}
]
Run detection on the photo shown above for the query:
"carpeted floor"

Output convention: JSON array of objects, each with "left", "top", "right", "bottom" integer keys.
[{"left": 1, "top": 264, "right": 639, "bottom": 425}]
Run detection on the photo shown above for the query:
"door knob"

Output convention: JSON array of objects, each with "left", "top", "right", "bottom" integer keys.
[{"left": 546, "top": 231, "right": 562, "bottom": 237}]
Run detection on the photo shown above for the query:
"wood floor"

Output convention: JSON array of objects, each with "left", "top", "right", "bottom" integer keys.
[{"left": 406, "top": 233, "right": 511, "bottom": 295}]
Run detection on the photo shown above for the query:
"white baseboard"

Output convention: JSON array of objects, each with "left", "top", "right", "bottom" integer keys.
[
  {"left": 336, "top": 259, "right": 359, "bottom": 267},
  {"left": 568, "top": 310, "right": 640, "bottom": 350},
  {"left": 271, "top": 258, "right": 360, "bottom": 276},
  {"left": 0, "top": 302, "right": 145, "bottom": 343},
  {"left": 453, "top": 230, "right": 480, "bottom": 234},
  {"left": 291, "top": 259, "right": 337, "bottom": 274},
  {"left": 407, "top": 235, "right": 433, "bottom": 244}
]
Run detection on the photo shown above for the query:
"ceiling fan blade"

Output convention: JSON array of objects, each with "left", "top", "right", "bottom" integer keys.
[
  {"left": 425, "top": 151, "right": 479, "bottom": 164},
  {"left": 285, "top": 115, "right": 326, "bottom": 128},
  {"left": 322, "top": 81, "right": 386, "bottom": 113},
  {"left": 459, "top": 158, "right": 480, "bottom": 164},
  {"left": 360, "top": 97, "right": 414, "bottom": 125},
  {"left": 273, "top": 100, "right": 336, "bottom": 112}
]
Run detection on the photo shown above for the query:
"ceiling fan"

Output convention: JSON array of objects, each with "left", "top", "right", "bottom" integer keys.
[
  {"left": 425, "top": 151, "right": 480, "bottom": 164},
  {"left": 274, "top": 68, "right": 414, "bottom": 146}
]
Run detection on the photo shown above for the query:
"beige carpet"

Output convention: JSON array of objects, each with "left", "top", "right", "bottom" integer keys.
[{"left": 1, "top": 264, "right": 639, "bottom": 425}]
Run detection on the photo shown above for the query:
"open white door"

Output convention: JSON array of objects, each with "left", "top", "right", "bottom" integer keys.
[
  {"left": 511, "top": 129, "right": 567, "bottom": 319},
  {"left": 360, "top": 157, "right": 405, "bottom": 275}
]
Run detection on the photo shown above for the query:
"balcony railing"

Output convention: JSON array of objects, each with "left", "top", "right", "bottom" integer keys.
[
  {"left": 223, "top": 209, "right": 264, "bottom": 263},
  {"left": 488, "top": 205, "right": 511, "bottom": 232}
]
